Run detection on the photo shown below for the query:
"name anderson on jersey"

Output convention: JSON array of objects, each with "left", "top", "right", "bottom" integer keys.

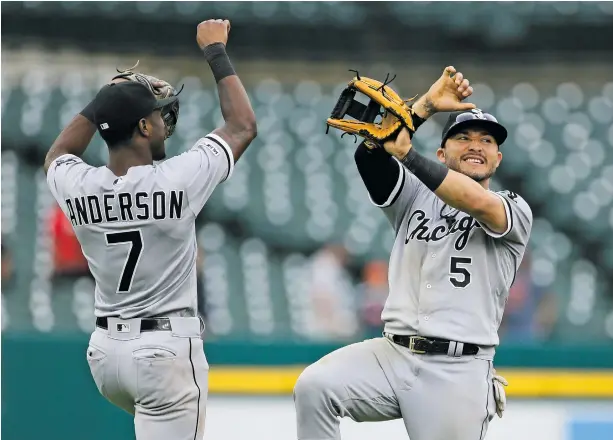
[{"left": 64, "top": 190, "right": 185, "bottom": 227}]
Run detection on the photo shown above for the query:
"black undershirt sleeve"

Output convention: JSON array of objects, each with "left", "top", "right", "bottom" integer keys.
[{"left": 354, "top": 141, "right": 401, "bottom": 206}]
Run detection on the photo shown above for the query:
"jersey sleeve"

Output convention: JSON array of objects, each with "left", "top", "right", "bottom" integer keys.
[
  {"left": 158, "top": 133, "right": 234, "bottom": 216},
  {"left": 375, "top": 160, "right": 425, "bottom": 232},
  {"left": 354, "top": 143, "right": 424, "bottom": 232},
  {"left": 46, "top": 154, "right": 92, "bottom": 203},
  {"left": 479, "top": 190, "right": 533, "bottom": 249}
]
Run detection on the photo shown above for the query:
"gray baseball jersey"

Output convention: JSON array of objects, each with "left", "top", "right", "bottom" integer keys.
[
  {"left": 373, "top": 158, "right": 533, "bottom": 346},
  {"left": 46, "top": 133, "right": 233, "bottom": 319}
]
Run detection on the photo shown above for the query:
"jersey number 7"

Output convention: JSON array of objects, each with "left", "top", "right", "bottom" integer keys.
[{"left": 105, "top": 230, "right": 143, "bottom": 293}]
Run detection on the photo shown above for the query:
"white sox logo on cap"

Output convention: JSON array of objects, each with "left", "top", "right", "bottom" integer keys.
[{"left": 470, "top": 108, "right": 486, "bottom": 119}]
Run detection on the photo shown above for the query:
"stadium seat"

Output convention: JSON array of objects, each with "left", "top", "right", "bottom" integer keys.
[{"left": 2, "top": 72, "right": 611, "bottom": 341}]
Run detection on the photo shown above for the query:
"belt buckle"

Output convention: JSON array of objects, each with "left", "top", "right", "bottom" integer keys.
[{"left": 408, "top": 336, "right": 427, "bottom": 354}]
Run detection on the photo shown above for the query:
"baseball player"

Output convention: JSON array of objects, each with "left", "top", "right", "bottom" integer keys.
[
  {"left": 44, "top": 19, "right": 256, "bottom": 440},
  {"left": 293, "top": 67, "right": 532, "bottom": 440}
]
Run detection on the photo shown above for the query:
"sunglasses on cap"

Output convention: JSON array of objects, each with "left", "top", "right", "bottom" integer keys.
[{"left": 454, "top": 110, "right": 499, "bottom": 123}]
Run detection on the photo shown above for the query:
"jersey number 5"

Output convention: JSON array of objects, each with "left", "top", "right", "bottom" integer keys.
[
  {"left": 449, "top": 256, "right": 472, "bottom": 288},
  {"left": 105, "top": 230, "right": 143, "bottom": 293}
]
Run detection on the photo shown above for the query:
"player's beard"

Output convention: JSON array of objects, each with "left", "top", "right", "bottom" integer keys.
[
  {"left": 151, "top": 142, "right": 166, "bottom": 161},
  {"left": 444, "top": 156, "right": 497, "bottom": 182},
  {"left": 152, "top": 150, "right": 166, "bottom": 161}
]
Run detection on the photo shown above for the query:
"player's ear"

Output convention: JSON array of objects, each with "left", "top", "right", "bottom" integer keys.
[
  {"left": 493, "top": 150, "right": 502, "bottom": 169},
  {"left": 137, "top": 118, "right": 149, "bottom": 137},
  {"left": 436, "top": 147, "right": 446, "bottom": 164}
]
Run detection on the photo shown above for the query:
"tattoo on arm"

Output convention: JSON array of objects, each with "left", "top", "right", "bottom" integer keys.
[
  {"left": 411, "top": 95, "right": 436, "bottom": 123},
  {"left": 422, "top": 97, "right": 436, "bottom": 117}
]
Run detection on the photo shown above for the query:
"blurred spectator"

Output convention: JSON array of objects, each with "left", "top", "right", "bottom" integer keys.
[
  {"left": 358, "top": 260, "right": 389, "bottom": 339},
  {"left": 49, "top": 204, "right": 90, "bottom": 279},
  {"left": 1, "top": 240, "right": 15, "bottom": 289},
  {"left": 499, "top": 250, "right": 558, "bottom": 343},
  {"left": 306, "top": 243, "right": 358, "bottom": 340}
]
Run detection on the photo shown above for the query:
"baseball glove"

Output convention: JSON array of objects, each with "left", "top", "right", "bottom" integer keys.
[
  {"left": 112, "top": 61, "right": 181, "bottom": 138},
  {"left": 326, "top": 71, "right": 417, "bottom": 144},
  {"left": 492, "top": 370, "right": 508, "bottom": 418}
]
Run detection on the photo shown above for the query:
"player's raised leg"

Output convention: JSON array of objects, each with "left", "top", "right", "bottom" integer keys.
[
  {"left": 293, "top": 337, "right": 408, "bottom": 440},
  {"left": 398, "top": 354, "right": 496, "bottom": 440}
]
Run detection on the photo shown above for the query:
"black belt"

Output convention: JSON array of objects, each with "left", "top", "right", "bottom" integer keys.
[
  {"left": 96, "top": 317, "right": 172, "bottom": 332},
  {"left": 387, "top": 334, "right": 479, "bottom": 356}
]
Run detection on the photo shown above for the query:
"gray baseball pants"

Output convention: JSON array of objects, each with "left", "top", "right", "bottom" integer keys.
[
  {"left": 86, "top": 317, "right": 208, "bottom": 440},
  {"left": 293, "top": 336, "right": 496, "bottom": 440}
]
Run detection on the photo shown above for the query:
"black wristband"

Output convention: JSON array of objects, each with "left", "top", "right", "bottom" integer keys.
[
  {"left": 202, "top": 42, "right": 236, "bottom": 83},
  {"left": 412, "top": 112, "right": 427, "bottom": 131},
  {"left": 399, "top": 148, "right": 449, "bottom": 192},
  {"left": 80, "top": 99, "right": 96, "bottom": 123}
]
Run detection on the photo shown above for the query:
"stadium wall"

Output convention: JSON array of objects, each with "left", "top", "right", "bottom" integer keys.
[{"left": 2, "top": 334, "right": 613, "bottom": 440}]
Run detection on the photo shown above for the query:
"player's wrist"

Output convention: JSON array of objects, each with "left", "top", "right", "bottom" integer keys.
[
  {"left": 388, "top": 145, "right": 412, "bottom": 161},
  {"left": 399, "top": 147, "right": 449, "bottom": 192},
  {"left": 411, "top": 93, "right": 437, "bottom": 121},
  {"left": 410, "top": 95, "right": 435, "bottom": 128},
  {"left": 202, "top": 42, "right": 236, "bottom": 83}
]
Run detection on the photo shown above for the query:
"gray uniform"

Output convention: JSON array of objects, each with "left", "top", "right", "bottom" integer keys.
[
  {"left": 294, "top": 160, "right": 533, "bottom": 440},
  {"left": 46, "top": 133, "right": 234, "bottom": 440}
]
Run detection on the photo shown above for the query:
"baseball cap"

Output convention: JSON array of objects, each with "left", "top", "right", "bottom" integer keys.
[
  {"left": 92, "top": 81, "right": 178, "bottom": 138},
  {"left": 441, "top": 109, "right": 508, "bottom": 147}
]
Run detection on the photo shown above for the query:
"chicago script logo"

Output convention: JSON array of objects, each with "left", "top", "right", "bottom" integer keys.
[
  {"left": 55, "top": 158, "right": 77, "bottom": 167},
  {"left": 405, "top": 210, "right": 481, "bottom": 251}
]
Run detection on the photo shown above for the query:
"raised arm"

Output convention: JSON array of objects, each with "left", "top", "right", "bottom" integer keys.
[
  {"left": 353, "top": 66, "right": 476, "bottom": 213},
  {"left": 354, "top": 140, "right": 401, "bottom": 205},
  {"left": 197, "top": 19, "right": 257, "bottom": 163},
  {"left": 43, "top": 76, "right": 136, "bottom": 174},
  {"left": 43, "top": 110, "right": 96, "bottom": 174},
  {"left": 381, "top": 66, "right": 509, "bottom": 234}
]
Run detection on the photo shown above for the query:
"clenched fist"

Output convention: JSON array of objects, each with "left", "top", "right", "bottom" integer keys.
[{"left": 197, "top": 19, "right": 231, "bottom": 50}]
